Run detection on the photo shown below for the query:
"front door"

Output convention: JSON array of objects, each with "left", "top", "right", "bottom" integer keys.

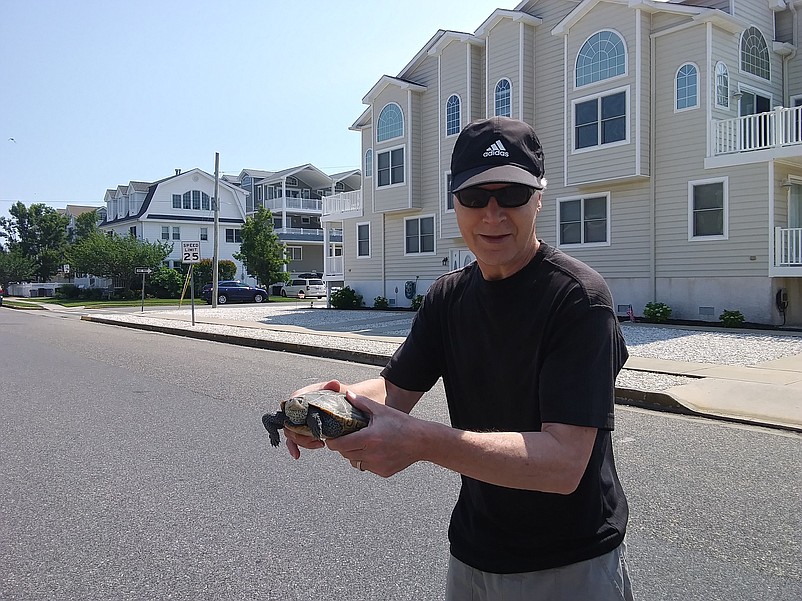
[{"left": 450, "top": 249, "right": 476, "bottom": 271}]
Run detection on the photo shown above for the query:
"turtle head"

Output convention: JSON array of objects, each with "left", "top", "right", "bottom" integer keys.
[{"left": 283, "top": 396, "right": 309, "bottom": 425}]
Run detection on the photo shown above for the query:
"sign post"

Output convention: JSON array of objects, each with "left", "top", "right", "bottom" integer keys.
[
  {"left": 181, "top": 241, "right": 201, "bottom": 325},
  {"left": 135, "top": 267, "right": 152, "bottom": 313}
]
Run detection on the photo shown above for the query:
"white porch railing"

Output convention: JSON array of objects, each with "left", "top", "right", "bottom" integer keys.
[
  {"left": 323, "top": 190, "right": 362, "bottom": 216},
  {"left": 775, "top": 227, "right": 802, "bottom": 267},
  {"left": 712, "top": 105, "right": 802, "bottom": 155},
  {"left": 325, "top": 255, "right": 344, "bottom": 276},
  {"left": 275, "top": 227, "right": 323, "bottom": 236},
  {"left": 261, "top": 197, "right": 322, "bottom": 211}
]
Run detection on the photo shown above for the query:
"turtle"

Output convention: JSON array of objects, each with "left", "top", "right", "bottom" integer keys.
[{"left": 262, "top": 390, "right": 370, "bottom": 447}]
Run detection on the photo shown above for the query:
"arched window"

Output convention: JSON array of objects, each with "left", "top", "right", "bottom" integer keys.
[
  {"left": 377, "top": 103, "right": 404, "bottom": 142},
  {"left": 446, "top": 95, "right": 461, "bottom": 136},
  {"left": 676, "top": 63, "right": 698, "bottom": 110},
  {"left": 740, "top": 26, "right": 770, "bottom": 80},
  {"left": 715, "top": 62, "right": 729, "bottom": 108},
  {"left": 364, "top": 149, "right": 373, "bottom": 178},
  {"left": 494, "top": 79, "right": 511, "bottom": 117},
  {"left": 576, "top": 30, "right": 626, "bottom": 87}
]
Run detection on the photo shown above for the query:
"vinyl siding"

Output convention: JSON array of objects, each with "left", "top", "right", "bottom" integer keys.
[
  {"left": 470, "top": 44, "right": 485, "bottom": 122},
  {"left": 486, "top": 19, "right": 521, "bottom": 118},
  {"left": 372, "top": 87, "right": 412, "bottom": 212},
  {"left": 439, "top": 40, "right": 467, "bottom": 241},
  {"left": 565, "top": 3, "right": 639, "bottom": 185}
]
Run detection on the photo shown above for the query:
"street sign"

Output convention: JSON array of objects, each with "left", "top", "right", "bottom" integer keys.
[
  {"left": 63, "top": 264, "right": 70, "bottom": 274},
  {"left": 182, "top": 241, "right": 201, "bottom": 264},
  {"left": 135, "top": 267, "right": 152, "bottom": 274}
]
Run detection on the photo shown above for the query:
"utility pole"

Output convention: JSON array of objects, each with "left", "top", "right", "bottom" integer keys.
[{"left": 212, "top": 152, "right": 220, "bottom": 308}]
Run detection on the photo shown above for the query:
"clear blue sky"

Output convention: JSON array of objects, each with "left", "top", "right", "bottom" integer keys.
[{"left": 0, "top": 0, "right": 505, "bottom": 220}]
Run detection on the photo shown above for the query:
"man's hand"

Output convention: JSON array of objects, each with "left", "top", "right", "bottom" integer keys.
[{"left": 325, "top": 390, "right": 424, "bottom": 477}]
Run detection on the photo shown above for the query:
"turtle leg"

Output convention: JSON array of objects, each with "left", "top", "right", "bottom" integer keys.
[
  {"left": 262, "top": 411, "right": 286, "bottom": 447},
  {"left": 306, "top": 407, "right": 325, "bottom": 441}
]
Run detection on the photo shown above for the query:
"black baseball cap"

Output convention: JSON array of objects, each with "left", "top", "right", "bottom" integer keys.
[{"left": 450, "top": 116, "right": 545, "bottom": 193}]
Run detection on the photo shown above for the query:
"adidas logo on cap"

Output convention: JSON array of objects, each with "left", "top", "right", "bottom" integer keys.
[{"left": 483, "top": 140, "right": 509, "bottom": 158}]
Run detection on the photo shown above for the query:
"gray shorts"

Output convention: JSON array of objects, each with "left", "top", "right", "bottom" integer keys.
[{"left": 445, "top": 542, "right": 634, "bottom": 601}]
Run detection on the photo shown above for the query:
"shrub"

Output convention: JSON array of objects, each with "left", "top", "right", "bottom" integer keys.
[
  {"left": 330, "top": 286, "right": 363, "bottom": 309},
  {"left": 56, "top": 284, "right": 80, "bottom": 299},
  {"left": 719, "top": 309, "right": 745, "bottom": 328},
  {"left": 643, "top": 301, "right": 672, "bottom": 323},
  {"left": 373, "top": 296, "right": 389, "bottom": 309},
  {"left": 411, "top": 294, "right": 424, "bottom": 311}
]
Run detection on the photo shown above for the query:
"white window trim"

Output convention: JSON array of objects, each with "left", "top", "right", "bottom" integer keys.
[
  {"left": 404, "top": 214, "right": 437, "bottom": 257},
  {"left": 714, "top": 61, "right": 730, "bottom": 110},
  {"left": 738, "top": 27, "right": 771, "bottom": 82},
  {"left": 555, "top": 192, "right": 612, "bottom": 248},
  {"left": 494, "top": 78, "right": 512, "bottom": 117},
  {"left": 573, "top": 29, "right": 629, "bottom": 91},
  {"left": 445, "top": 94, "right": 462, "bottom": 137},
  {"left": 443, "top": 170, "right": 454, "bottom": 214},
  {"left": 364, "top": 148, "right": 373, "bottom": 178},
  {"left": 376, "top": 102, "right": 405, "bottom": 143},
  {"left": 688, "top": 177, "right": 728, "bottom": 241},
  {"left": 286, "top": 245, "right": 303, "bottom": 261},
  {"left": 374, "top": 144, "right": 406, "bottom": 190},
  {"left": 571, "top": 85, "right": 630, "bottom": 154},
  {"left": 674, "top": 62, "right": 700, "bottom": 113},
  {"left": 356, "top": 222, "right": 371, "bottom": 259}
]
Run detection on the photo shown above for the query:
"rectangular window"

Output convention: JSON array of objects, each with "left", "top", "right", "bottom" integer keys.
[
  {"left": 129, "top": 226, "right": 137, "bottom": 237},
  {"left": 192, "top": 190, "right": 201, "bottom": 210},
  {"left": 558, "top": 195, "right": 610, "bottom": 246},
  {"left": 225, "top": 228, "right": 242, "bottom": 243},
  {"left": 200, "top": 227, "right": 208, "bottom": 241},
  {"left": 202, "top": 193, "right": 210, "bottom": 211},
  {"left": 172, "top": 194, "right": 181, "bottom": 209},
  {"left": 183, "top": 193, "right": 191, "bottom": 210},
  {"left": 689, "top": 179, "right": 727, "bottom": 239},
  {"left": 287, "top": 246, "right": 302, "bottom": 261},
  {"left": 161, "top": 226, "right": 170, "bottom": 240},
  {"left": 357, "top": 223, "right": 370, "bottom": 257},
  {"left": 172, "top": 226, "right": 180, "bottom": 240},
  {"left": 574, "top": 90, "right": 627, "bottom": 150},
  {"left": 377, "top": 147, "right": 404, "bottom": 187},
  {"left": 405, "top": 216, "right": 435, "bottom": 255}
]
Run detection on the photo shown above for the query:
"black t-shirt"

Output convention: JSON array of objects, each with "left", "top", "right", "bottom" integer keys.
[{"left": 381, "top": 242, "right": 629, "bottom": 573}]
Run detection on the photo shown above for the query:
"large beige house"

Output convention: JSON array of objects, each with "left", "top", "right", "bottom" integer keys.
[{"left": 322, "top": 0, "right": 802, "bottom": 326}]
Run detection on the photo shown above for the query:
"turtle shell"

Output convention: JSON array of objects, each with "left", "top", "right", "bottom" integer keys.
[{"left": 282, "top": 390, "right": 369, "bottom": 440}]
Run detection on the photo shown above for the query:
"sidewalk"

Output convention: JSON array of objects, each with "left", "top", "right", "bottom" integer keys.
[{"left": 67, "top": 302, "right": 802, "bottom": 433}]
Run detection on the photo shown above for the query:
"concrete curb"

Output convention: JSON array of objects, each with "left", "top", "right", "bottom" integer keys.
[{"left": 81, "top": 315, "right": 799, "bottom": 433}]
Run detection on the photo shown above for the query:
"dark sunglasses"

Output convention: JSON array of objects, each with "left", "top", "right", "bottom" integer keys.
[{"left": 454, "top": 184, "right": 538, "bottom": 208}]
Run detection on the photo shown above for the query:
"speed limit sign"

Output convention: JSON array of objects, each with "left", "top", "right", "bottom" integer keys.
[{"left": 181, "top": 241, "right": 201, "bottom": 264}]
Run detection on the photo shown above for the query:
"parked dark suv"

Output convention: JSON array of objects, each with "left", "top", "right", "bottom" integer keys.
[{"left": 201, "top": 281, "right": 268, "bottom": 305}]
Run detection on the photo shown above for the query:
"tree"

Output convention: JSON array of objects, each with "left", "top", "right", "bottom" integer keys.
[
  {"left": 0, "top": 202, "right": 69, "bottom": 281},
  {"left": 147, "top": 266, "right": 184, "bottom": 298},
  {"left": 233, "top": 207, "right": 289, "bottom": 292},
  {"left": 0, "top": 247, "right": 37, "bottom": 291},
  {"left": 68, "top": 232, "right": 171, "bottom": 292},
  {"left": 72, "top": 210, "right": 99, "bottom": 242},
  {"left": 192, "top": 258, "right": 237, "bottom": 291}
]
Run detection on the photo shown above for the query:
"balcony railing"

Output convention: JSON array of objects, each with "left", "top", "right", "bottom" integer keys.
[
  {"left": 325, "top": 255, "right": 344, "bottom": 277},
  {"left": 323, "top": 190, "right": 362, "bottom": 216},
  {"left": 776, "top": 227, "right": 802, "bottom": 267},
  {"left": 259, "top": 197, "right": 323, "bottom": 211},
  {"left": 712, "top": 105, "right": 802, "bottom": 156}
]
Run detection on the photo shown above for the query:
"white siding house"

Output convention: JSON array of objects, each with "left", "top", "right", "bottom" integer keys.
[
  {"left": 324, "top": 0, "right": 802, "bottom": 325},
  {"left": 99, "top": 168, "right": 249, "bottom": 279}
]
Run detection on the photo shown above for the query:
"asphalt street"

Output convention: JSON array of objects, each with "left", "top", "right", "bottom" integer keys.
[{"left": 1, "top": 308, "right": 800, "bottom": 600}]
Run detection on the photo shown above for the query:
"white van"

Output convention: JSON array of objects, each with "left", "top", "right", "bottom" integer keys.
[{"left": 280, "top": 278, "right": 326, "bottom": 298}]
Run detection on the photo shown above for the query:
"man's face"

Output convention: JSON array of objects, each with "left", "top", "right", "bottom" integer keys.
[{"left": 453, "top": 183, "right": 542, "bottom": 281}]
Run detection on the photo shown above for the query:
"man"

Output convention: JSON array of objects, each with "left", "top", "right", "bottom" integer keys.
[{"left": 283, "top": 117, "right": 634, "bottom": 600}]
